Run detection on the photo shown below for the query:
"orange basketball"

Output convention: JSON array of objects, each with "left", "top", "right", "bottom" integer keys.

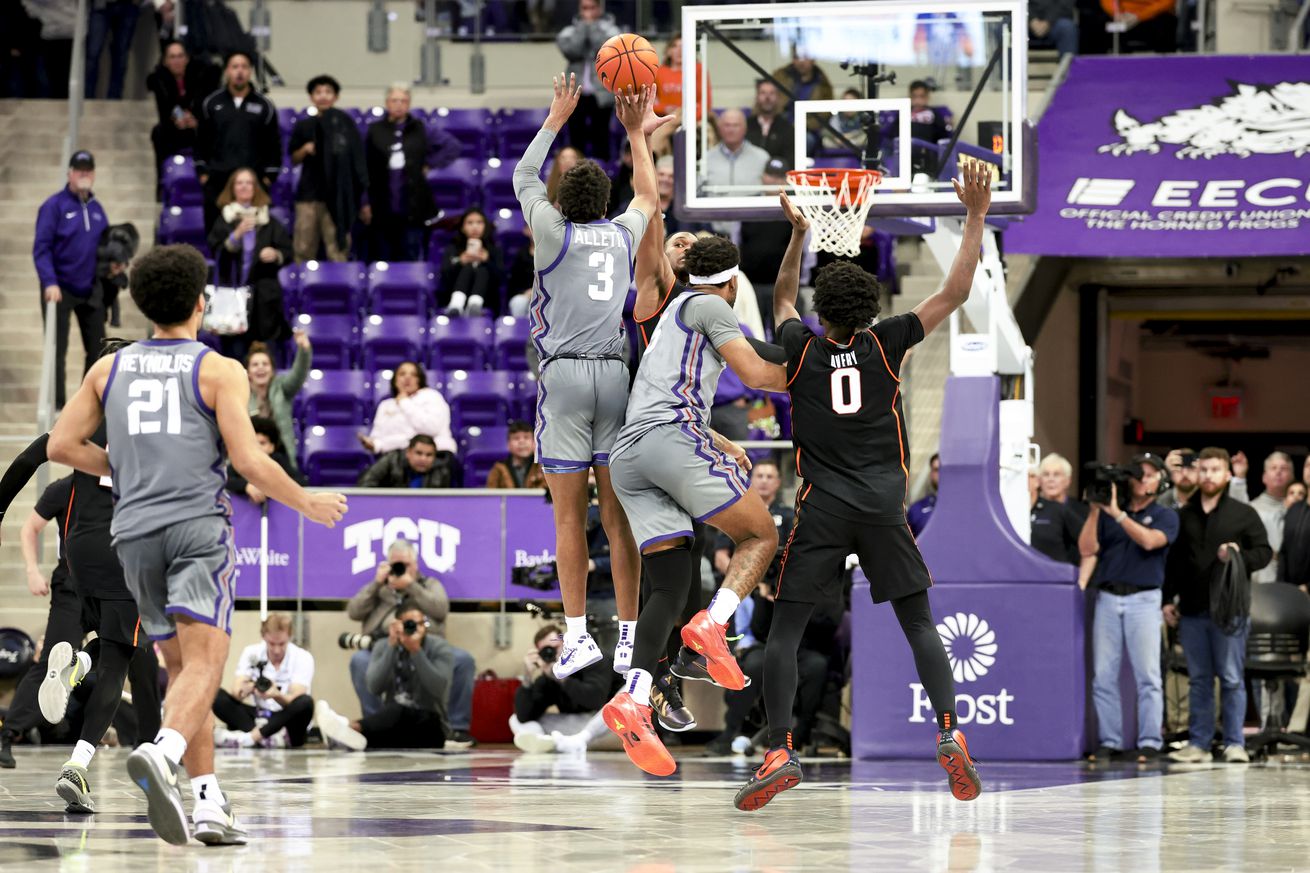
[{"left": 595, "top": 33, "right": 660, "bottom": 94}]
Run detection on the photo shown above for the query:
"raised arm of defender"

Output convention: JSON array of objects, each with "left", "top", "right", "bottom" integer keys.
[
  {"left": 913, "top": 158, "right": 993, "bottom": 337},
  {"left": 773, "top": 192, "right": 811, "bottom": 328}
]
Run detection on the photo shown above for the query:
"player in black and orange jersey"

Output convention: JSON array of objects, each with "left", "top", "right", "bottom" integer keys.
[{"left": 734, "top": 159, "right": 993, "bottom": 812}]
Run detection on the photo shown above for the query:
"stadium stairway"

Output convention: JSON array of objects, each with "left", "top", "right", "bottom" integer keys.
[{"left": 0, "top": 99, "right": 156, "bottom": 614}]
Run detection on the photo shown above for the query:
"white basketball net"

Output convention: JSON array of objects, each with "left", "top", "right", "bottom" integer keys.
[{"left": 786, "top": 170, "right": 880, "bottom": 258}]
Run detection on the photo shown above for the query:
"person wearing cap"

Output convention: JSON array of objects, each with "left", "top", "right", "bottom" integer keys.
[
  {"left": 1076, "top": 452, "right": 1178, "bottom": 763},
  {"left": 32, "top": 151, "right": 109, "bottom": 409}
]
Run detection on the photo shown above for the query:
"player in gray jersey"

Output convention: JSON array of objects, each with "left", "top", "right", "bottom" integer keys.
[
  {"left": 600, "top": 235, "right": 790, "bottom": 777},
  {"left": 513, "top": 75, "right": 663, "bottom": 678},
  {"left": 50, "top": 245, "right": 347, "bottom": 847}
]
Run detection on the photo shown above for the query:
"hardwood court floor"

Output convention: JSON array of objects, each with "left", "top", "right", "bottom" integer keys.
[{"left": 0, "top": 746, "right": 1307, "bottom": 871}]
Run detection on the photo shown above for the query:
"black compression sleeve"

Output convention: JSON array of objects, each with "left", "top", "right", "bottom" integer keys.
[
  {"left": 746, "top": 337, "right": 788, "bottom": 365},
  {"left": 0, "top": 433, "right": 50, "bottom": 519}
]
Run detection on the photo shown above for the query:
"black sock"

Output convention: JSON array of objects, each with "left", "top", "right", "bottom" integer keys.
[
  {"left": 633, "top": 545, "right": 692, "bottom": 675},
  {"left": 763, "top": 599, "right": 816, "bottom": 750},
  {"left": 892, "top": 590, "right": 958, "bottom": 733}
]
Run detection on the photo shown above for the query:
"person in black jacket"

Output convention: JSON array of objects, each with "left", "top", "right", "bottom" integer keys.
[
  {"left": 745, "top": 80, "right": 795, "bottom": 161},
  {"left": 289, "top": 74, "right": 368, "bottom": 263},
  {"left": 362, "top": 83, "right": 458, "bottom": 262},
  {"left": 439, "top": 208, "right": 503, "bottom": 316},
  {"left": 738, "top": 159, "right": 795, "bottom": 335},
  {"left": 1279, "top": 497, "right": 1310, "bottom": 594},
  {"left": 227, "top": 416, "right": 305, "bottom": 502},
  {"left": 196, "top": 51, "right": 283, "bottom": 235},
  {"left": 357, "top": 435, "right": 458, "bottom": 489},
  {"left": 146, "top": 40, "right": 219, "bottom": 198},
  {"left": 206, "top": 168, "right": 293, "bottom": 362},
  {"left": 513, "top": 625, "right": 619, "bottom": 728},
  {"left": 1163, "top": 447, "right": 1272, "bottom": 764}
]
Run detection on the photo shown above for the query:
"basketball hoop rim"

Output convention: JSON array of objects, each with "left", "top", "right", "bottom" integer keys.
[{"left": 786, "top": 167, "right": 882, "bottom": 196}]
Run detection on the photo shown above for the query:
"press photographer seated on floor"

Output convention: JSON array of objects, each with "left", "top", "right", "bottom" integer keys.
[
  {"left": 508, "top": 624, "right": 622, "bottom": 755},
  {"left": 212, "top": 614, "right": 317, "bottom": 749}
]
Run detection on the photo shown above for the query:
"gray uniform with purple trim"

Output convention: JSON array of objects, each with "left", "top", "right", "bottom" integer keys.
[
  {"left": 103, "top": 338, "right": 236, "bottom": 639},
  {"left": 513, "top": 127, "right": 649, "bottom": 472},
  {"left": 609, "top": 291, "right": 750, "bottom": 550}
]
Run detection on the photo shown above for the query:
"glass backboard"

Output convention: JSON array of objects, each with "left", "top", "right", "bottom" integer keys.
[{"left": 677, "top": 0, "right": 1034, "bottom": 221}]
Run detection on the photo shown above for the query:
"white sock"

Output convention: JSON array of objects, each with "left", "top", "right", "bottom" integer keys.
[
  {"left": 708, "top": 589, "right": 741, "bottom": 626},
  {"left": 239, "top": 730, "right": 258, "bottom": 748},
  {"left": 617, "top": 620, "right": 636, "bottom": 645},
  {"left": 466, "top": 294, "right": 484, "bottom": 314},
  {"left": 581, "top": 711, "right": 609, "bottom": 744},
  {"left": 191, "top": 774, "right": 226, "bottom": 807},
  {"left": 154, "top": 728, "right": 187, "bottom": 765},
  {"left": 564, "top": 615, "right": 587, "bottom": 639},
  {"left": 625, "top": 668, "right": 653, "bottom": 707},
  {"left": 448, "top": 291, "right": 467, "bottom": 313},
  {"left": 71, "top": 739, "right": 96, "bottom": 769}
]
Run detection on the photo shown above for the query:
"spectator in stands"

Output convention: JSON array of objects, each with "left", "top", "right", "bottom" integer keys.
[
  {"left": 555, "top": 0, "right": 620, "bottom": 159},
  {"left": 146, "top": 40, "right": 216, "bottom": 199},
  {"left": 1159, "top": 448, "right": 1199, "bottom": 511},
  {"left": 509, "top": 624, "right": 619, "bottom": 754},
  {"left": 704, "top": 109, "right": 770, "bottom": 196},
  {"left": 1281, "top": 486, "right": 1310, "bottom": 593},
  {"left": 245, "top": 333, "right": 311, "bottom": 472},
  {"left": 1230, "top": 451, "right": 1292, "bottom": 584},
  {"left": 713, "top": 460, "right": 794, "bottom": 581},
  {"left": 606, "top": 141, "right": 636, "bottom": 215},
  {"left": 357, "top": 434, "right": 458, "bottom": 488},
  {"left": 1030, "top": 454, "right": 1083, "bottom": 565},
  {"left": 290, "top": 74, "right": 368, "bottom": 263},
  {"left": 0, "top": 2, "right": 45, "bottom": 98},
  {"left": 909, "top": 80, "right": 952, "bottom": 176},
  {"left": 832, "top": 88, "right": 868, "bottom": 149},
  {"left": 85, "top": 0, "right": 140, "bottom": 99},
  {"left": 1078, "top": 453, "right": 1177, "bottom": 763},
  {"left": 16, "top": 0, "right": 76, "bottom": 99},
  {"left": 545, "top": 146, "right": 583, "bottom": 205},
  {"left": 738, "top": 158, "right": 794, "bottom": 330},
  {"left": 486, "top": 420, "right": 545, "bottom": 488},
  {"left": 196, "top": 51, "right": 282, "bottom": 234},
  {"left": 1100, "top": 0, "right": 1177, "bottom": 52},
  {"left": 772, "top": 51, "right": 834, "bottom": 151},
  {"left": 1288, "top": 482, "right": 1307, "bottom": 507},
  {"left": 439, "top": 207, "right": 503, "bottom": 316},
  {"left": 360, "top": 361, "right": 458, "bottom": 455},
  {"left": 227, "top": 415, "right": 305, "bottom": 502},
  {"left": 1030, "top": 0, "right": 1079, "bottom": 58},
  {"left": 207, "top": 168, "right": 293, "bottom": 361},
  {"left": 656, "top": 155, "right": 707, "bottom": 237},
  {"left": 746, "top": 79, "right": 794, "bottom": 161},
  {"left": 362, "top": 82, "right": 444, "bottom": 262},
  {"left": 651, "top": 34, "right": 708, "bottom": 157},
  {"left": 212, "top": 613, "right": 317, "bottom": 748},
  {"left": 318, "top": 604, "right": 457, "bottom": 751},
  {"left": 1164, "top": 447, "right": 1271, "bottom": 764},
  {"left": 34, "top": 150, "right": 108, "bottom": 410},
  {"left": 344, "top": 539, "right": 477, "bottom": 747},
  {"left": 908, "top": 453, "right": 940, "bottom": 537}
]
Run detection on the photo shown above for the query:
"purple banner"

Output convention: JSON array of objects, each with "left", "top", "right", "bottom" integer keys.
[
  {"left": 229, "top": 491, "right": 559, "bottom": 600},
  {"left": 1005, "top": 56, "right": 1310, "bottom": 258}
]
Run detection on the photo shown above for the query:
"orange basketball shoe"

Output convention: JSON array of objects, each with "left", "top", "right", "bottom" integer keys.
[
  {"left": 603, "top": 691, "right": 676, "bottom": 777},
  {"left": 937, "top": 728, "right": 982, "bottom": 801},
  {"left": 733, "top": 746, "right": 803, "bottom": 811},
  {"left": 679, "top": 610, "right": 745, "bottom": 691}
]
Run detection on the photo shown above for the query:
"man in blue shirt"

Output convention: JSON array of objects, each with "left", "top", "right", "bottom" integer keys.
[
  {"left": 908, "top": 453, "right": 940, "bottom": 536},
  {"left": 32, "top": 151, "right": 109, "bottom": 408},
  {"left": 1077, "top": 454, "right": 1179, "bottom": 763}
]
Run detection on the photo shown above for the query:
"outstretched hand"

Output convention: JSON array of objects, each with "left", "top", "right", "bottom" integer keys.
[
  {"left": 952, "top": 157, "right": 992, "bottom": 216},
  {"left": 640, "top": 96, "right": 678, "bottom": 138},
  {"left": 778, "top": 191, "right": 809, "bottom": 233},
  {"left": 546, "top": 72, "right": 582, "bottom": 132},
  {"left": 615, "top": 85, "right": 654, "bottom": 133}
]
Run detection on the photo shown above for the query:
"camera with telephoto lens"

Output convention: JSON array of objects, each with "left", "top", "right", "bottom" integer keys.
[
  {"left": 538, "top": 645, "right": 558, "bottom": 664},
  {"left": 337, "top": 633, "right": 375, "bottom": 651},
  {"left": 513, "top": 562, "right": 560, "bottom": 591},
  {"left": 389, "top": 561, "right": 408, "bottom": 577},
  {"left": 402, "top": 618, "right": 424, "bottom": 636},
  {"left": 251, "top": 660, "right": 273, "bottom": 693},
  {"left": 1083, "top": 462, "right": 1141, "bottom": 509}
]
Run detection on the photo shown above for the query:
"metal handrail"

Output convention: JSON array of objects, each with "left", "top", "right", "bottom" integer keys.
[{"left": 60, "top": 0, "right": 89, "bottom": 170}]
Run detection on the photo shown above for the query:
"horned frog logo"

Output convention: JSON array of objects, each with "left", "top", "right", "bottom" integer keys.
[{"left": 1098, "top": 81, "right": 1310, "bottom": 159}]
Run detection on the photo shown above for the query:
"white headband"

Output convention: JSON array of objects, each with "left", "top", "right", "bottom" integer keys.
[{"left": 689, "top": 266, "right": 739, "bottom": 286}]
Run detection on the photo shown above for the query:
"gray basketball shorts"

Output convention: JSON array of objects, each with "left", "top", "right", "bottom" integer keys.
[
  {"left": 114, "top": 515, "right": 237, "bottom": 641},
  {"left": 610, "top": 422, "right": 752, "bottom": 551},
  {"left": 535, "top": 357, "right": 630, "bottom": 474}
]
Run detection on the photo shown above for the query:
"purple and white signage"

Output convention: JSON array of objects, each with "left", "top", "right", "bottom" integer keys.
[{"left": 1005, "top": 55, "right": 1310, "bottom": 258}]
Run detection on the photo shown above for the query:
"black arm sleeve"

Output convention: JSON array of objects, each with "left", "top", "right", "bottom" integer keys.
[
  {"left": 0, "top": 433, "right": 50, "bottom": 519},
  {"left": 746, "top": 337, "right": 788, "bottom": 365}
]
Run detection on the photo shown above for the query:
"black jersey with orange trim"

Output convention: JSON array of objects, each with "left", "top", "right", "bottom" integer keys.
[
  {"left": 64, "top": 423, "right": 129, "bottom": 600},
  {"left": 634, "top": 278, "right": 685, "bottom": 355},
  {"left": 778, "top": 313, "right": 925, "bottom": 524}
]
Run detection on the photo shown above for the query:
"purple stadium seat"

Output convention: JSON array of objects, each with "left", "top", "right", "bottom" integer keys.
[
  {"left": 492, "top": 209, "right": 529, "bottom": 268},
  {"left": 301, "top": 425, "right": 373, "bottom": 486},
  {"left": 158, "top": 206, "right": 209, "bottom": 254},
  {"left": 299, "top": 369, "right": 371, "bottom": 427},
  {"left": 497, "top": 107, "right": 552, "bottom": 154},
  {"left": 443, "top": 370, "right": 514, "bottom": 431},
  {"left": 458, "top": 425, "right": 510, "bottom": 486},
  {"left": 508, "top": 372, "right": 538, "bottom": 422},
  {"left": 270, "top": 164, "right": 300, "bottom": 210},
  {"left": 480, "top": 160, "right": 517, "bottom": 213},
  {"left": 299, "top": 260, "right": 366, "bottom": 315},
  {"left": 492, "top": 316, "right": 531, "bottom": 371},
  {"left": 162, "top": 155, "right": 202, "bottom": 207},
  {"left": 295, "top": 313, "right": 361, "bottom": 369},
  {"left": 427, "top": 315, "right": 492, "bottom": 372},
  {"left": 368, "top": 261, "right": 436, "bottom": 316},
  {"left": 429, "top": 107, "right": 493, "bottom": 155},
  {"left": 426, "top": 158, "right": 483, "bottom": 214},
  {"left": 278, "top": 263, "right": 302, "bottom": 319},
  {"left": 361, "top": 314, "right": 427, "bottom": 373}
]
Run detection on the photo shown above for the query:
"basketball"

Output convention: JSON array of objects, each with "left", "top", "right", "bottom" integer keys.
[{"left": 595, "top": 33, "right": 660, "bottom": 94}]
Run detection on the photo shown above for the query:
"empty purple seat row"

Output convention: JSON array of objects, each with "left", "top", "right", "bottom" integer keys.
[
  {"left": 297, "top": 367, "right": 536, "bottom": 431},
  {"left": 294, "top": 311, "right": 531, "bottom": 373}
]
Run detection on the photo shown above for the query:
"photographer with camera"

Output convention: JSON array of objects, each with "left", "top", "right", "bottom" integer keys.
[
  {"left": 1159, "top": 448, "right": 1200, "bottom": 511},
  {"left": 316, "top": 605, "right": 457, "bottom": 751},
  {"left": 1163, "top": 447, "right": 1271, "bottom": 764},
  {"left": 509, "top": 624, "right": 622, "bottom": 754},
  {"left": 211, "top": 614, "right": 316, "bottom": 748},
  {"left": 1077, "top": 453, "right": 1178, "bottom": 762},
  {"left": 344, "top": 539, "right": 477, "bottom": 747}
]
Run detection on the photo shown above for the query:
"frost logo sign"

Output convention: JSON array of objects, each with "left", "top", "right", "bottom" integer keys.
[{"left": 909, "top": 611, "right": 1013, "bottom": 726}]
